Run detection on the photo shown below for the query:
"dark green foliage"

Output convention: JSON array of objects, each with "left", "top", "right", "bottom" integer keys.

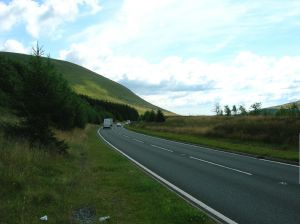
[
  {"left": 149, "top": 110, "right": 156, "bottom": 122},
  {"left": 10, "top": 51, "right": 90, "bottom": 149},
  {"left": 275, "top": 104, "right": 300, "bottom": 117},
  {"left": 156, "top": 109, "right": 166, "bottom": 122},
  {"left": 249, "top": 102, "right": 262, "bottom": 115},
  {"left": 239, "top": 105, "right": 247, "bottom": 115},
  {"left": 0, "top": 56, "right": 25, "bottom": 108},
  {"left": 141, "top": 111, "right": 150, "bottom": 121},
  {"left": 224, "top": 105, "right": 231, "bottom": 116},
  {"left": 232, "top": 105, "right": 237, "bottom": 116},
  {"left": 79, "top": 95, "right": 139, "bottom": 121},
  {"left": 141, "top": 110, "right": 166, "bottom": 122}
]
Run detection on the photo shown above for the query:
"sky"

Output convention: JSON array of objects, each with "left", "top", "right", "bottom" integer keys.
[{"left": 1, "top": 0, "right": 300, "bottom": 115}]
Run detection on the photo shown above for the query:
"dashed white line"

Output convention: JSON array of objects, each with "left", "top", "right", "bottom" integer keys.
[
  {"left": 133, "top": 138, "right": 144, "bottom": 143},
  {"left": 279, "top": 181, "right": 288, "bottom": 186},
  {"left": 190, "top": 156, "right": 253, "bottom": 176},
  {"left": 123, "top": 135, "right": 130, "bottom": 138},
  {"left": 130, "top": 129, "right": 300, "bottom": 168},
  {"left": 151, "top": 144, "right": 174, "bottom": 153}
]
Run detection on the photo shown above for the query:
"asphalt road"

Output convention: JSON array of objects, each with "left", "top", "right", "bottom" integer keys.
[{"left": 98, "top": 126, "right": 300, "bottom": 224}]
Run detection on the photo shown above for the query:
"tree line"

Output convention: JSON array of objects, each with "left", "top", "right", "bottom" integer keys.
[
  {"left": 0, "top": 45, "right": 138, "bottom": 152},
  {"left": 140, "top": 110, "right": 166, "bottom": 122},
  {"left": 79, "top": 95, "right": 139, "bottom": 122},
  {"left": 213, "top": 102, "right": 300, "bottom": 117}
]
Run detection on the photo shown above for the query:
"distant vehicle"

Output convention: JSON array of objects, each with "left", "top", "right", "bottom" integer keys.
[
  {"left": 116, "top": 122, "right": 122, "bottom": 127},
  {"left": 103, "top": 118, "right": 113, "bottom": 128},
  {"left": 125, "top": 120, "right": 131, "bottom": 125}
]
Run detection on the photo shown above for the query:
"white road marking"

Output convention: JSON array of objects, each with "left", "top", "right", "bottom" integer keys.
[
  {"left": 190, "top": 156, "right": 253, "bottom": 176},
  {"left": 130, "top": 130, "right": 256, "bottom": 159},
  {"left": 133, "top": 138, "right": 144, "bottom": 143},
  {"left": 259, "top": 158, "right": 299, "bottom": 168},
  {"left": 97, "top": 129, "right": 238, "bottom": 224},
  {"left": 151, "top": 144, "right": 174, "bottom": 153},
  {"left": 123, "top": 135, "right": 130, "bottom": 138},
  {"left": 279, "top": 181, "right": 288, "bottom": 185}
]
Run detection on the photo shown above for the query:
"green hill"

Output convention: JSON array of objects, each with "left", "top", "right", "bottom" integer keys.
[
  {"left": 270, "top": 100, "right": 300, "bottom": 109},
  {"left": 0, "top": 51, "right": 173, "bottom": 115}
]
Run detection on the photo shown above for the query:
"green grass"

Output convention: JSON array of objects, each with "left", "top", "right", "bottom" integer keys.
[
  {"left": 0, "top": 125, "right": 213, "bottom": 224},
  {"left": 0, "top": 51, "right": 174, "bottom": 115},
  {"left": 128, "top": 118, "right": 299, "bottom": 162}
]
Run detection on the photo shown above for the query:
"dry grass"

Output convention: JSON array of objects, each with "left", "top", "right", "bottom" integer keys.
[{"left": 138, "top": 116, "right": 300, "bottom": 148}]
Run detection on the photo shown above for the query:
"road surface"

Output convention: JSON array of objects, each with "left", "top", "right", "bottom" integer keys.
[{"left": 98, "top": 126, "right": 300, "bottom": 224}]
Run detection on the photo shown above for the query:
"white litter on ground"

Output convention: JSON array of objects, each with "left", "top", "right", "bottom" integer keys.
[{"left": 40, "top": 215, "right": 48, "bottom": 221}]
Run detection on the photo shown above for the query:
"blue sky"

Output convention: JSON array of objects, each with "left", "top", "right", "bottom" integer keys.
[{"left": 1, "top": 0, "right": 300, "bottom": 115}]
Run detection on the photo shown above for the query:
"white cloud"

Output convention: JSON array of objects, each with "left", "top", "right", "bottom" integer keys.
[
  {"left": 60, "top": 46, "right": 300, "bottom": 114},
  {"left": 58, "top": 0, "right": 300, "bottom": 114},
  {"left": 0, "top": 0, "right": 102, "bottom": 38},
  {"left": 1, "top": 39, "right": 29, "bottom": 54}
]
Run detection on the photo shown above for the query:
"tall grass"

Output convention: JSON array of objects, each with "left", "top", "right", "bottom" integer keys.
[
  {"left": 0, "top": 132, "right": 65, "bottom": 223},
  {"left": 208, "top": 116, "right": 300, "bottom": 147},
  {"left": 0, "top": 125, "right": 213, "bottom": 223},
  {"left": 137, "top": 116, "right": 300, "bottom": 148}
]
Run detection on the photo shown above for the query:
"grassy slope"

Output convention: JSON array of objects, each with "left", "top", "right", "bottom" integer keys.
[
  {"left": 0, "top": 124, "right": 213, "bottom": 224},
  {"left": 270, "top": 100, "right": 300, "bottom": 109},
  {"left": 128, "top": 116, "right": 299, "bottom": 162},
  {"left": 0, "top": 51, "right": 173, "bottom": 115}
]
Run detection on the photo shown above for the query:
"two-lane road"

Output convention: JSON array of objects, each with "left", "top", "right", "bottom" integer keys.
[{"left": 98, "top": 126, "right": 300, "bottom": 224}]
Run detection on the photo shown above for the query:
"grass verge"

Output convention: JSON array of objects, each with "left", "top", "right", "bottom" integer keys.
[
  {"left": 0, "top": 124, "right": 214, "bottom": 224},
  {"left": 127, "top": 126, "right": 299, "bottom": 163}
]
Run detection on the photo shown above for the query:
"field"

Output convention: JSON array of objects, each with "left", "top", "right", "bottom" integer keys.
[
  {"left": 129, "top": 116, "right": 299, "bottom": 162},
  {"left": 0, "top": 122, "right": 213, "bottom": 223}
]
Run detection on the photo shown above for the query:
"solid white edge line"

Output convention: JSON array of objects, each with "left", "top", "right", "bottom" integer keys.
[
  {"left": 190, "top": 156, "right": 252, "bottom": 176},
  {"left": 97, "top": 128, "right": 238, "bottom": 224},
  {"left": 128, "top": 129, "right": 299, "bottom": 168},
  {"left": 151, "top": 144, "right": 174, "bottom": 152}
]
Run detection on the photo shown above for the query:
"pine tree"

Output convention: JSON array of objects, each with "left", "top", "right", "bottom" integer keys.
[
  {"left": 156, "top": 109, "right": 166, "bottom": 122},
  {"left": 224, "top": 105, "right": 231, "bottom": 116},
  {"left": 232, "top": 105, "right": 237, "bottom": 116}
]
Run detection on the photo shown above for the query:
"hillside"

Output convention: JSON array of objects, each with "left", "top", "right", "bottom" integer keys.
[
  {"left": 270, "top": 100, "right": 300, "bottom": 109},
  {"left": 0, "top": 51, "right": 173, "bottom": 115}
]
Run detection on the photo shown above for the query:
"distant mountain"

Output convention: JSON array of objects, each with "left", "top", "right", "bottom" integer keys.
[
  {"left": 260, "top": 100, "right": 300, "bottom": 115},
  {"left": 0, "top": 52, "right": 173, "bottom": 115},
  {"left": 269, "top": 100, "right": 300, "bottom": 109}
]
